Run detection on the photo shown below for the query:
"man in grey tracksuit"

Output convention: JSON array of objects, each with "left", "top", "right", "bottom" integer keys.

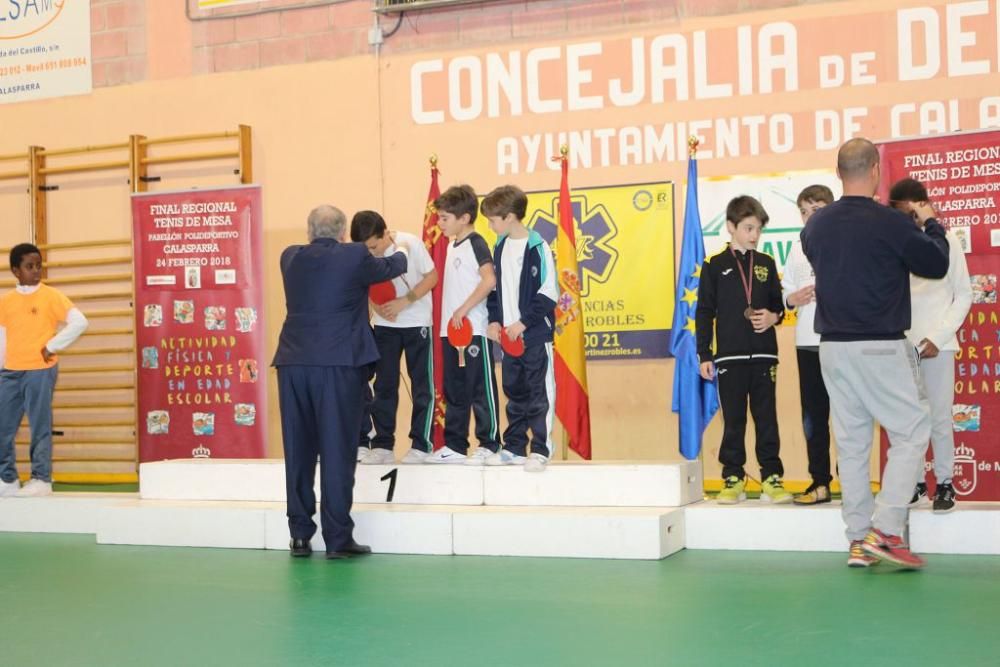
[{"left": 802, "top": 138, "right": 949, "bottom": 569}]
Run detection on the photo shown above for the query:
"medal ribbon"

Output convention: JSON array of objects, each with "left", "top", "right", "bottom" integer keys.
[{"left": 730, "top": 247, "right": 754, "bottom": 311}]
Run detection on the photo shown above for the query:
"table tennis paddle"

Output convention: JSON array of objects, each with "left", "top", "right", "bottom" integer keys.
[
  {"left": 500, "top": 327, "right": 525, "bottom": 357},
  {"left": 369, "top": 281, "right": 397, "bottom": 306},
  {"left": 447, "top": 317, "right": 474, "bottom": 367}
]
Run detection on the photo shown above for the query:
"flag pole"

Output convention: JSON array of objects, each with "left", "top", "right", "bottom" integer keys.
[{"left": 559, "top": 143, "right": 570, "bottom": 463}]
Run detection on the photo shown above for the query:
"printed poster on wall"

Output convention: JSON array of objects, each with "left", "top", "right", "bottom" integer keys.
[
  {"left": 877, "top": 128, "right": 1000, "bottom": 501},
  {"left": 476, "top": 181, "right": 675, "bottom": 359},
  {"left": 0, "top": 0, "right": 91, "bottom": 105},
  {"left": 132, "top": 185, "right": 267, "bottom": 462}
]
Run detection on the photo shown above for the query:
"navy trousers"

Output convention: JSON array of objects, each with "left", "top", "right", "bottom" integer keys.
[
  {"left": 442, "top": 335, "right": 500, "bottom": 454},
  {"left": 501, "top": 342, "right": 554, "bottom": 457},
  {"left": 371, "top": 325, "right": 434, "bottom": 452},
  {"left": 277, "top": 365, "right": 364, "bottom": 551}
]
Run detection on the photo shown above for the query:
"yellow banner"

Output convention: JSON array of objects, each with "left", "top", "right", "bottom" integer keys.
[{"left": 477, "top": 181, "right": 675, "bottom": 359}]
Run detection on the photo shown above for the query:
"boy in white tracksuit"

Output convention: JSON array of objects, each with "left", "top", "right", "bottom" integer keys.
[
  {"left": 782, "top": 185, "right": 835, "bottom": 505},
  {"left": 889, "top": 178, "right": 972, "bottom": 513}
]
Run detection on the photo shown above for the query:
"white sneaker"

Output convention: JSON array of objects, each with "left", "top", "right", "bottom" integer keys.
[
  {"left": 524, "top": 453, "right": 549, "bottom": 473},
  {"left": 424, "top": 446, "right": 466, "bottom": 464},
  {"left": 0, "top": 478, "right": 21, "bottom": 498},
  {"left": 485, "top": 450, "right": 527, "bottom": 466},
  {"left": 14, "top": 479, "right": 53, "bottom": 497},
  {"left": 400, "top": 448, "right": 429, "bottom": 464},
  {"left": 359, "top": 448, "right": 395, "bottom": 465},
  {"left": 463, "top": 447, "right": 495, "bottom": 466}
]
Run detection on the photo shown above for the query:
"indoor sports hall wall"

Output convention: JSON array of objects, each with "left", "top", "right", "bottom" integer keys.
[{"left": 1, "top": 0, "right": 998, "bottom": 485}]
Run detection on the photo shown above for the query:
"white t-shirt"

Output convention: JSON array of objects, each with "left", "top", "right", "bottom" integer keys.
[
  {"left": 500, "top": 237, "right": 529, "bottom": 326},
  {"left": 781, "top": 241, "right": 819, "bottom": 347},
  {"left": 372, "top": 231, "right": 435, "bottom": 329},
  {"left": 441, "top": 232, "right": 492, "bottom": 336}
]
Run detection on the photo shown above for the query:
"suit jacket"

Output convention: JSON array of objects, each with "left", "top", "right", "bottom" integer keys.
[{"left": 272, "top": 237, "right": 407, "bottom": 368}]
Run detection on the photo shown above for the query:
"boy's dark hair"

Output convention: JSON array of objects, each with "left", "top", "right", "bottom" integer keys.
[
  {"left": 434, "top": 185, "right": 479, "bottom": 224},
  {"left": 796, "top": 185, "right": 834, "bottom": 207},
  {"left": 480, "top": 185, "right": 528, "bottom": 221},
  {"left": 726, "top": 195, "right": 769, "bottom": 227},
  {"left": 888, "top": 178, "right": 929, "bottom": 204},
  {"left": 350, "top": 210, "right": 386, "bottom": 243},
  {"left": 10, "top": 243, "right": 41, "bottom": 270}
]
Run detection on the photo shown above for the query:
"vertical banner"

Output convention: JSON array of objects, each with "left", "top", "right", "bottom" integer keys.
[
  {"left": 131, "top": 186, "right": 267, "bottom": 462},
  {"left": 878, "top": 129, "right": 1000, "bottom": 501},
  {"left": 0, "top": 0, "right": 91, "bottom": 105}
]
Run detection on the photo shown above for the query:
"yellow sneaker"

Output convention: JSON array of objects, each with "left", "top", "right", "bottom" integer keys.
[
  {"left": 760, "top": 474, "right": 793, "bottom": 504},
  {"left": 717, "top": 476, "right": 746, "bottom": 504},
  {"left": 793, "top": 483, "right": 831, "bottom": 505}
]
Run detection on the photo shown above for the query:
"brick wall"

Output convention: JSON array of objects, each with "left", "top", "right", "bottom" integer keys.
[
  {"left": 92, "top": 0, "right": 835, "bottom": 86},
  {"left": 91, "top": 0, "right": 147, "bottom": 87}
]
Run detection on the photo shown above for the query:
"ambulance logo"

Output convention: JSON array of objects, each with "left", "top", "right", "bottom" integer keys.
[{"left": 528, "top": 194, "right": 619, "bottom": 298}]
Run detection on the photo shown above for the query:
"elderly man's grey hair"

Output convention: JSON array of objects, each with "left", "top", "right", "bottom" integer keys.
[{"left": 307, "top": 205, "right": 347, "bottom": 241}]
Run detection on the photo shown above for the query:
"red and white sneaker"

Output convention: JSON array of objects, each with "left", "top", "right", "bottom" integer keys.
[
  {"left": 861, "top": 529, "right": 926, "bottom": 569},
  {"left": 847, "top": 540, "right": 879, "bottom": 568}
]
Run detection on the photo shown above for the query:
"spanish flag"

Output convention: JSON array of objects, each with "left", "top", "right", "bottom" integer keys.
[
  {"left": 421, "top": 159, "right": 448, "bottom": 450},
  {"left": 554, "top": 152, "right": 593, "bottom": 459}
]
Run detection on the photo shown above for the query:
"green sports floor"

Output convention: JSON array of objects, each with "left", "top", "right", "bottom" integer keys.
[{"left": 2, "top": 534, "right": 998, "bottom": 667}]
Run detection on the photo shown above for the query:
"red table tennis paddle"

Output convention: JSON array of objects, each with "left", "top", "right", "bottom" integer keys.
[
  {"left": 369, "top": 281, "right": 397, "bottom": 306},
  {"left": 447, "top": 317, "right": 474, "bottom": 368},
  {"left": 500, "top": 328, "right": 525, "bottom": 357}
]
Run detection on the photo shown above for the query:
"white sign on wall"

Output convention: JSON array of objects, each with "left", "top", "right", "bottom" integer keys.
[
  {"left": 0, "top": 0, "right": 92, "bottom": 105},
  {"left": 698, "top": 170, "right": 841, "bottom": 274}
]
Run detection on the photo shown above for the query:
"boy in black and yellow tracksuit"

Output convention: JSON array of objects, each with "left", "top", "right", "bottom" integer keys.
[{"left": 696, "top": 196, "right": 790, "bottom": 504}]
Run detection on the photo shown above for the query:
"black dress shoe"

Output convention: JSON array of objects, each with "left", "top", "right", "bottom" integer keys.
[
  {"left": 290, "top": 538, "right": 313, "bottom": 557},
  {"left": 325, "top": 540, "right": 372, "bottom": 560}
]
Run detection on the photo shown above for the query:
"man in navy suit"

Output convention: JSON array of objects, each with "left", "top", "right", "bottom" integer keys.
[{"left": 272, "top": 205, "right": 409, "bottom": 559}]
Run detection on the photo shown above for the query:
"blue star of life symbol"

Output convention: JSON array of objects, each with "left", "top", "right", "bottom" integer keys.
[{"left": 527, "top": 194, "right": 619, "bottom": 298}]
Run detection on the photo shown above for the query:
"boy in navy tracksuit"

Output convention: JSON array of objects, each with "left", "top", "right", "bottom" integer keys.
[{"left": 483, "top": 185, "right": 558, "bottom": 472}]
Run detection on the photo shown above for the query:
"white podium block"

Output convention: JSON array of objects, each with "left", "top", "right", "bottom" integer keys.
[
  {"left": 0, "top": 493, "right": 124, "bottom": 534},
  {"left": 263, "top": 503, "right": 455, "bottom": 555},
  {"left": 910, "top": 504, "right": 1000, "bottom": 554},
  {"left": 140, "top": 459, "right": 286, "bottom": 502},
  {"left": 97, "top": 499, "right": 270, "bottom": 549},
  {"left": 354, "top": 465, "right": 485, "bottom": 505},
  {"left": 452, "top": 506, "right": 684, "bottom": 560},
  {"left": 482, "top": 461, "right": 701, "bottom": 507},
  {"left": 685, "top": 501, "right": 849, "bottom": 552}
]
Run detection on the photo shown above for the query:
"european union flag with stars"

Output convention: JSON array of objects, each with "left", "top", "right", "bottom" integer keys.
[{"left": 670, "top": 151, "right": 719, "bottom": 460}]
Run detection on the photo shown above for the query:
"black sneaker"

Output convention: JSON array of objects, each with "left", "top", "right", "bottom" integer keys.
[
  {"left": 908, "top": 482, "right": 928, "bottom": 507},
  {"left": 933, "top": 483, "right": 956, "bottom": 513}
]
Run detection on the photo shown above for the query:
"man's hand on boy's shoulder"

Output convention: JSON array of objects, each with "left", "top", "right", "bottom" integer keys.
[{"left": 388, "top": 230, "right": 410, "bottom": 253}]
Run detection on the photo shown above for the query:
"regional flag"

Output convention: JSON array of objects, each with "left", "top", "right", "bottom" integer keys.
[
  {"left": 670, "top": 145, "right": 719, "bottom": 460},
  {"left": 422, "top": 160, "right": 448, "bottom": 450},
  {"left": 553, "top": 153, "right": 593, "bottom": 459}
]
